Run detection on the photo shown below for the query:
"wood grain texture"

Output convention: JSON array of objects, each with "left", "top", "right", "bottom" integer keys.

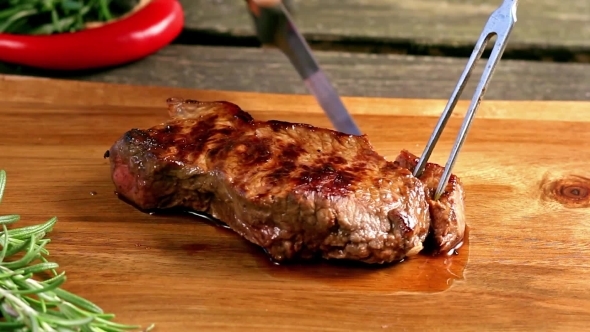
[
  {"left": 1, "top": 45, "right": 588, "bottom": 101},
  {"left": 1, "top": 74, "right": 590, "bottom": 331},
  {"left": 180, "top": 0, "right": 590, "bottom": 52}
]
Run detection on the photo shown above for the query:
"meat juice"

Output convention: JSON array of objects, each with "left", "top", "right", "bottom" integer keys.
[
  {"left": 253, "top": 227, "right": 470, "bottom": 294},
  {"left": 180, "top": 209, "right": 470, "bottom": 294}
]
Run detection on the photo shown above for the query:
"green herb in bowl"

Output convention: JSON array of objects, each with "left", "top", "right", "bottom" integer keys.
[{"left": 0, "top": 0, "right": 140, "bottom": 35}]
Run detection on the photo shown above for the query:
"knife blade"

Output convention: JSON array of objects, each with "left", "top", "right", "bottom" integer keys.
[{"left": 245, "top": 0, "right": 362, "bottom": 136}]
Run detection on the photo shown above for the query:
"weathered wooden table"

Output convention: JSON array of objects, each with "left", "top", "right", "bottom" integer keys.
[{"left": 0, "top": 0, "right": 588, "bottom": 101}]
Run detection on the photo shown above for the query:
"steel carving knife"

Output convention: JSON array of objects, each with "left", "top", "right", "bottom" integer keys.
[{"left": 245, "top": 0, "right": 362, "bottom": 136}]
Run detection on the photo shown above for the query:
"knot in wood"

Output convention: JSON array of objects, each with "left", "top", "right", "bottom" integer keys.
[{"left": 541, "top": 175, "right": 590, "bottom": 208}]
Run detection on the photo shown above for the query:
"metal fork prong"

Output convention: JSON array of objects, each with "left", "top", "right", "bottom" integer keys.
[
  {"left": 412, "top": 32, "right": 491, "bottom": 179},
  {"left": 412, "top": 0, "right": 518, "bottom": 200},
  {"left": 432, "top": 0, "right": 518, "bottom": 199},
  {"left": 434, "top": 37, "right": 512, "bottom": 199}
]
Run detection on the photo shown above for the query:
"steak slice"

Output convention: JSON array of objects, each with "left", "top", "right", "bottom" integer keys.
[
  {"left": 394, "top": 150, "right": 467, "bottom": 254},
  {"left": 107, "top": 98, "right": 466, "bottom": 264}
]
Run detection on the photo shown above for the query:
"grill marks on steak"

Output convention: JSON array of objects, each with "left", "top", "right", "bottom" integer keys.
[{"left": 108, "top": 98, "right": 466, "bottom": 264}]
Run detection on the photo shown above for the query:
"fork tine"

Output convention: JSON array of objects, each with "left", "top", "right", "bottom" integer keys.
[{"left": 412, "top": 0, "right": 519, "bottom": 200}]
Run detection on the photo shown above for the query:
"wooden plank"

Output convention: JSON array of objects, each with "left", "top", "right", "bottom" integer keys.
[
  {"left": 1, "top": 75, "right": 590, "bottom": 331},
  {"left": 1, "top": 45, "right": 588, "bottom": 101},
  {"left": 180, "top": 0, "right": 590, "bottom": 56}
]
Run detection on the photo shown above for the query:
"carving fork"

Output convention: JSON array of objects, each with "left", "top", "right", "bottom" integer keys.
[{"left": 413, "top": 0, "right": 519, "bottom": 200}]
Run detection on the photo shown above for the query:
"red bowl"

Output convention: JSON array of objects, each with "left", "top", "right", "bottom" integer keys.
[{"left": 0, "top": 0, "right": 184, "bottom": 71}]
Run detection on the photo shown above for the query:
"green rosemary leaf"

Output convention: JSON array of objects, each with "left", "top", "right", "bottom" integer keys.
[
  {"left": 0, "top": 320, "right": 25, "bottom": 329},
  {"left": 94, "top": 323, "right": 133, "bottom": 332},
  {"left": 7, "top": 216, "right": 57, "bottom": 239},
  {"left": 0, "top": 224, "right": 9, "bottom": 263},
  {"left": 2, "top": 235, "right": 46, "bottom": 269},
  {"left": 22, "top": 296, "right": 55, "bottom": 313},
  {"left": 81, "top": 325, "right": 95, "bottom": 332},
  {"left": 42, "top": 272, "right": 67, "bottom": 286},
  {"left": 12, "top": 274, "right": 66, "bottom": 295},
  {"left": 37, "top": 271, "right": 65, "bottom": 287},
  {"left": 92, "top": 316, "right": 141, "bottom": 330},
  {"left": 0, "top": 287, "right": 37, "bottom": 315},
  {"left": 0, "top": 169, "right": 6, "bottom": 203},
  {"left": 39, "top": 255, "right": 59, "bottom": 277},
  {"left": 0, "top": 270, "right": 16, "bottom": 279},
  {"left": 40, "top": 297, "right": 47, "bottom": 314},
  {"left": 31, "top": 317, "right": 41, "bottom": 332},
  {"left": 3, "top": 237, "right": 30, "bottom": 258},
  {"left": 0, "top": 214, "right": 20, "bottom": 224},
  {"left": 0, "top": 271, "right": 19, "bottom": 289},
  {"left": 58, "top": 302, "right": 88, "bottom": 320},
  {"left": 1, "top": 236, "right": 36, "bottom": 269},
  {"left": 97, "top": 313, "right": 117, "bottom": 319},
  {"left": 38, "top": 311, "right": 95, "bottom": 327},
  {"left": 53, "top": 288, "right": 105, "bottom": 315},
  {"left": 36, "top": 272, "right": 67, "bottom": 288},
  {"left": 20, "top": 262, "right": 60, "bottom": 275}
]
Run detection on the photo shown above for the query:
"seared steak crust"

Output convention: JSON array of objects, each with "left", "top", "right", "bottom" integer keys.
[{"left": 108, "top": 98, "right": 466, "bottom": 264}]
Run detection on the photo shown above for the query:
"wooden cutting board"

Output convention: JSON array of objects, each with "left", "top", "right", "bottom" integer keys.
[{"left": 1, "top": 74, "right": 590, "bottom": 331}]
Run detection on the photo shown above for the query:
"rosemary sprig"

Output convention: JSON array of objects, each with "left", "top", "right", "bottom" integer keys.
[
  {"left": 0, "top": 0, "right": 140, "bottom": 35},
  {"left": 0, "top": 169, "right": 153, "bottom": 332}
]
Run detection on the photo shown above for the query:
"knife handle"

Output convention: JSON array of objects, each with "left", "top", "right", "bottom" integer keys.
[{"left": 245, "top": 0, "right": 317, "bottom": 79}]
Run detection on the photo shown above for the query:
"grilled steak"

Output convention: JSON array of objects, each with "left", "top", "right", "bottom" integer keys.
[{"left": 107, "top": 98, "right": 467, "bottom": 264}]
